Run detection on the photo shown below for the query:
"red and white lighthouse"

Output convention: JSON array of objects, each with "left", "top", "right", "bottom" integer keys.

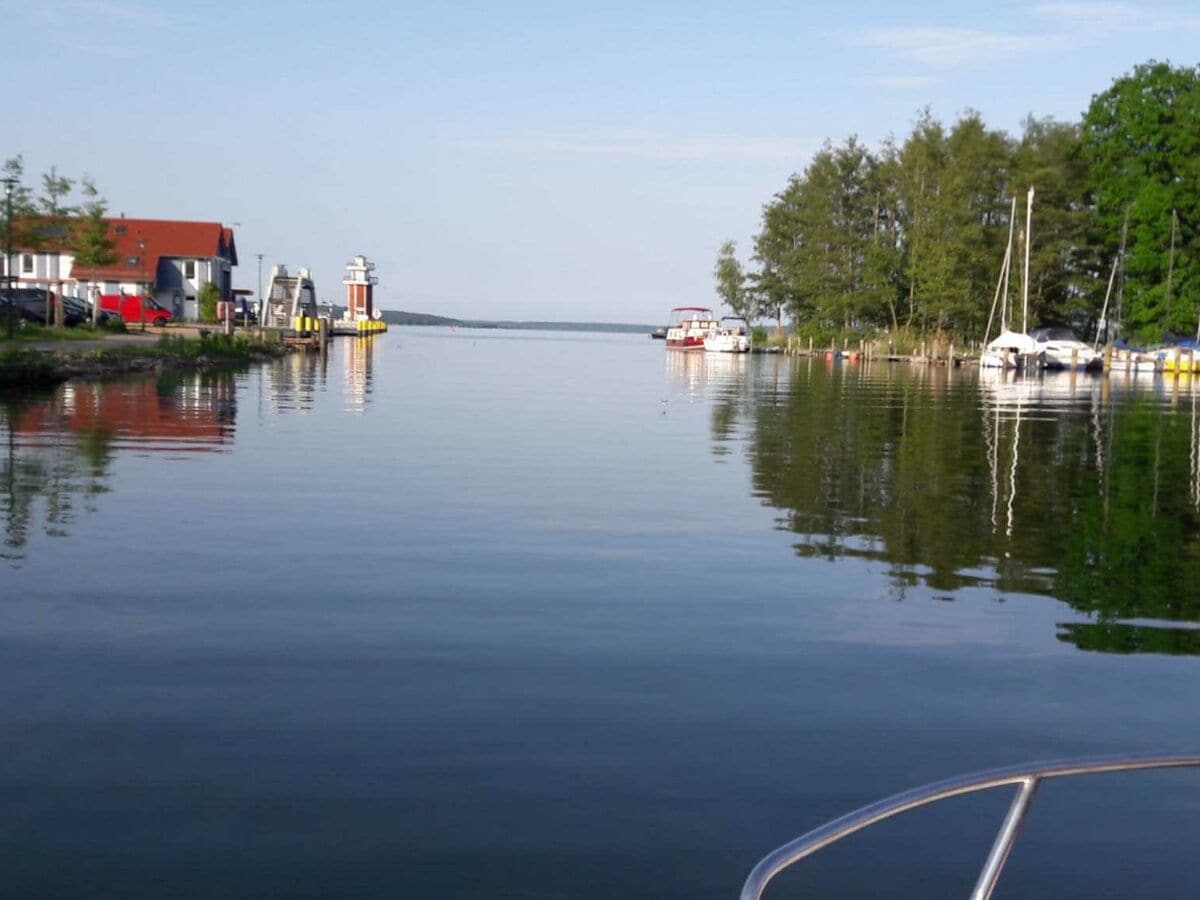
[{"left": 342, "top": 254, "right": 378, "bottom": 321}]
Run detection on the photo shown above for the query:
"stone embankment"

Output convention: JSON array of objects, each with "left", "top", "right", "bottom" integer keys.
[{"left": 0, "top": 332, "right": 292, "bottom": 388}]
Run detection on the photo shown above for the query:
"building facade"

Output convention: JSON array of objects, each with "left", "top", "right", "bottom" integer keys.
[{"left": 3, "top": 218, "right": 237, "bottom": 322}]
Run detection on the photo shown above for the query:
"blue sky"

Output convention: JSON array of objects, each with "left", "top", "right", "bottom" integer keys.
[{"left": 4, "top": 1, "right": 1198, "bottom": 322}]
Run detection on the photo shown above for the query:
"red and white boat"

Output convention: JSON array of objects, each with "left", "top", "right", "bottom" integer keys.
[{"left": 665, "top": 306, "right": 719, "bottom": 350}]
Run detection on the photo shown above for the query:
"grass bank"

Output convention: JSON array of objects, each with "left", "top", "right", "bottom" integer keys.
[{"left": 0, "top": 331, "right": 292, "bottom": 388}]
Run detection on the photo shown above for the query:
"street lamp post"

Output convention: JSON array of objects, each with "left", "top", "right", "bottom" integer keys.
[
  {"left": 138, "top": 236, "right": 147, "bottom": 332},
  {"left": 3, "top": 177, "right": 15, "bottom": 340},
  {"left": 256, "top": 253, "right": 263, "bottom": 315}
]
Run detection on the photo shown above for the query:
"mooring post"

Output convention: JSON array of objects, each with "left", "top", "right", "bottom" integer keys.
[
  {"left": 1103, "top": 343, "right": 1113, "bottom": 373},
  {"left": 1071, "top": 348, "right": 1078, "bottom": 370}
]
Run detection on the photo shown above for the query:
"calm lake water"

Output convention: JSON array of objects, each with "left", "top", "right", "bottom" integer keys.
[{"left": 3, "top": 330, "right": 1199, "bottom": 898}]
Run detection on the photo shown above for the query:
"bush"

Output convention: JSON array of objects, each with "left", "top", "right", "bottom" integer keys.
[{"left": 198, "top": 283, "right": 220, "bottom": 324}]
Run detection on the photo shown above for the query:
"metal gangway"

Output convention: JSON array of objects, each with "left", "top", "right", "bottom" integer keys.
[
  {"left": 261, "top": 264, "right": 318, "bottom": 330},
  {"left": 740, "top": 753, "right": 1200, "bottom": 900}
]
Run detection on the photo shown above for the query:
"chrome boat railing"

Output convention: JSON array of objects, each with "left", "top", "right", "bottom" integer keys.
[{"left": 740, "top": 753, "right": 1200, "bottom": 900}]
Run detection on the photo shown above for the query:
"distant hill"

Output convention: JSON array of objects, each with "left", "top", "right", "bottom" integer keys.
[
  {"left": 379, "top": 310, "right": 464, "bottom": 326},
  {"left": 461, "top": 320, "right": 654, "bottom": 334},
  {"left": 379, "top": 310, "right": 656, "bottom": 334}
]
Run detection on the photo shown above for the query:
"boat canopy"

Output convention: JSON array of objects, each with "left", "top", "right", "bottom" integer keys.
[
  {"left": 986, "top": 330, "right": 1039, "bottom": 354},
  {"left": 1031, "top": 326, "right": 1083, "bottom": 343},
  {"left": 669, "top": 306, "right": 715, "bottom": 324}
]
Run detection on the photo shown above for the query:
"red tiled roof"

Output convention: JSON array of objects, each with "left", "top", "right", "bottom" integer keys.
[{"left": 68, "top": 218, "right": 235, "bottom": 283}]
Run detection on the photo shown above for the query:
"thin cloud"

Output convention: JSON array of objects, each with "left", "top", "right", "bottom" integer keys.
[
  {"left": 863, "top": 75, "right": 941, "bottom": 89},
  {"left": 450, "top": 133, "right": 819, "bottom": 162},
  {"left": 1029, "top": 2, "right": 1148, "bottom": 27},
  {"left": 59, "top": 39, "right": 139, "bottom": 59},
  {"left": 855, "top": 26, "right": 1073, "bottom": 68},
  {"left": 1030, "top": 1, "right": 1200, "bottom": 30},
  {"left": 77, "top": 0, "right": 172, "bottom": 28}
]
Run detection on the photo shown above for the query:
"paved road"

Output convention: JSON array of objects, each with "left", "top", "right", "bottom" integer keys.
[{"left": 14, "top": 325, "right": 214, "bottom": 353}]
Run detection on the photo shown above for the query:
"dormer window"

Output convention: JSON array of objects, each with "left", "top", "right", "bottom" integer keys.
[
  {"left": 183, "top": 260, "right": 196, "bottom": 279},
  {"left": 115, "top": 224, "right": 126, "bottom": 235},
  {"left": 126, "top": 256, "right": 139, "bottom": 267}
]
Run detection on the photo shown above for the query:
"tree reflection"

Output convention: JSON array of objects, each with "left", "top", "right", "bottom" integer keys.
[
  {"left": 0, "top": 372, "right": 236, "bottom": 565},
  {"left": 740, "top": 362, "right": 1200, "bottom": 654},
  {"left": 1, "top": 390, "right": 114, "bottom": 564}
]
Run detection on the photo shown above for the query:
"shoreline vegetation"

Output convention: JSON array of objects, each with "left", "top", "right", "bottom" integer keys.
[
  {"left": 713, "top": 61, "right": 1199, "bottom": 347},
  {"left": 0, "top": 331, "right": 292, "bottom": 388}
]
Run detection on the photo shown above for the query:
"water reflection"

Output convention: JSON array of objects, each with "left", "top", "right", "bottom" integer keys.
[
  {"left": 262, "top": 350, "right": 326, "bottom": 413},
  {"left": 342, "top": 336, "right": 375, "bottom": 414},
  {"left": 739, "top": 361, "right": 1200, "bottom": 655},
  {"left": 0, "top": 372, "right": 236, "bottom": 564}
]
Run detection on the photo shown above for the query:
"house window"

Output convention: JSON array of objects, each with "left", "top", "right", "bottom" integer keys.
[
  {"left": 183, "top": 260, "right": 196, "bottom": 279},
  {"left": 21, "top": 253, "right": 34, "bottom": 275}
]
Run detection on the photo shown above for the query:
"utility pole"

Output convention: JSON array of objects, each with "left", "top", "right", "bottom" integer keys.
[{"left": 3, "top": 176, "right": 15, "bottom": 340}]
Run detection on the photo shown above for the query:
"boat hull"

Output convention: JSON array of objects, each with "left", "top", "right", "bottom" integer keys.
[
  {"left": 666, "top": 336, "right": 706, "bottom": 350},
  {"left": 704, "top": 334, "right": 750, "bottom": 353}
]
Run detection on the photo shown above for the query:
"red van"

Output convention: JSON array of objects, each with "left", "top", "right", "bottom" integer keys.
[{"left": 99, "top": 294, "right": 172, "bottom": 326}]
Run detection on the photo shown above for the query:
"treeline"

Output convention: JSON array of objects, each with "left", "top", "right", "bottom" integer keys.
[
  {"left": 715, "top": 61, "right": 1200, "bottom": 344},
  {"left": 2, "top": 156, "right": 117, "bottom": 329}
]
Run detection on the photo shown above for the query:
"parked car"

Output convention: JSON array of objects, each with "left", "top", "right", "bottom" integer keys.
[
  {"left": 65, "top": 295, "right": 123, "bottom": 327},
  {"left": 0, "top": 288, "right": 89, "bottom": 326},
  {"left": 233, "top": 298, "right": 258, "bottom": 326},
  {"left": 98, "top": 293, "right": 172, "bottom": 326}
]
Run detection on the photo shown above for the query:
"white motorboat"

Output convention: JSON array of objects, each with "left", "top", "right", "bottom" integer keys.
[
  {"left": 703, "top": 317, "right": 751, "bottom": 353},
  {"left": 665, "top": 306, "right": 720, "bottom": 350},
  {"left": 1030, "top": 326, "right": 1102, "bottom": 371},
  {"left": 981, "top": 329, "right": 1039, "bottom": 369}
]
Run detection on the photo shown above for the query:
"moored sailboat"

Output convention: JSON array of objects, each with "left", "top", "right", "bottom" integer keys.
[{"left": 981, "top": 191, "right": 1038, "bottom": 369}]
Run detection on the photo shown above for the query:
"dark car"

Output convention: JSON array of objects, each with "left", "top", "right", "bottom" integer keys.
[
  {"left": 0, "top": 288, "right": 88, "bottom": 327},
  {"left": 65, "top": 295, "right": 122, "bottom": 327},
  {"left": 233, "top": 298, "right": 258, "bottom": 326}
]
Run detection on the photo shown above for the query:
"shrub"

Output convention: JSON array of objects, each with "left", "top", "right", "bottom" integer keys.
[{"left": 198, "top": 283, "right": 220, "bottom": 324}]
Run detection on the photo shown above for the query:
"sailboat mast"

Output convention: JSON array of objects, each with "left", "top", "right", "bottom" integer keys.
[
  {"left": 1094, "top": 208, "right": 1130, "bottom": 349},
  {"left": 1022, "top": 187, "right": 1034, "bottom": 334},
  {"left": 1002, "top": 195, "right": 1016, "bottom": 331}
]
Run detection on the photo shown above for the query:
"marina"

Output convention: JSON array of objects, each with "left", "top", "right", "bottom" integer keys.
[
  {"left": 4, "top": 331, "right": 1200, "bottom": 899},
  {"left": 2, "top": 4, "right": 1198, "bottom": 896}
]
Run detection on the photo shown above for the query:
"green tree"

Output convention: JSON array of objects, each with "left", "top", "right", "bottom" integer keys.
[
  {"left": 752, "top": 176, "right": 807, "bottom": 332},
  {"left": 69, "top": 177, "right": 117, "bottom": 325},
  {"left": 198, "top": 281, "right": 220, "bottom": 323},
  {"left": 1080, "top": 61, "right": 1200, "bottom": 341},
  {"left": 1008, "top": 117, "right": 1095, "bottom": 330},
  {"left": 37, "top": 166, "right": 75, "bottom": 328},
  {"left": 713, "top": 239, "right": 750, "bottom": 321},
  {"left": 2, "top": 157, "right": 37, "bottom": 339},
  {"left": 895, "top": 110, "right": 952, "bottom": 331}
]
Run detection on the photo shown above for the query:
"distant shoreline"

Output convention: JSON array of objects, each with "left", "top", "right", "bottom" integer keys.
[{"left": 380, "top": 310, "right": 656, "bottom": 334}]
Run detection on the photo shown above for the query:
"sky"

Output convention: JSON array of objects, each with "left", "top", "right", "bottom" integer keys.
[{"left": 4, "top": 0, "right": 1198, "bottom": 322}]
